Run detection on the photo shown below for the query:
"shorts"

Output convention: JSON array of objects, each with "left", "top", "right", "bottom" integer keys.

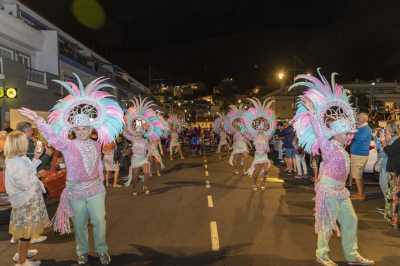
[
  {"left": 350, "top": 154, "right": 368, "bottom": 180},
  {"left": 284, "top": 148, "right": 295, "bottom": 158}
]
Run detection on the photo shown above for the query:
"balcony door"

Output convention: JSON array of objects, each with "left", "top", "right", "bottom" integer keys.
[{"left": 17, "top": 53, "right": 31, "bottom": 68}]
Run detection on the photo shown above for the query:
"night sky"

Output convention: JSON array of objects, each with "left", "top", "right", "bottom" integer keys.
[{"left": 21, "top": 0, "right": 400, "bottom": 90}]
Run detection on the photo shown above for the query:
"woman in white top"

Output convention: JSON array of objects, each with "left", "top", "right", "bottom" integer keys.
[{"left": 5, "top": 131, "right": 50, "bottom": 266}]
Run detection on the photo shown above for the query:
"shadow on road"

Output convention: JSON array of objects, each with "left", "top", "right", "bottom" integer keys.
[{"left": 40, "top": 243, "right": 250, "bottom": 266}]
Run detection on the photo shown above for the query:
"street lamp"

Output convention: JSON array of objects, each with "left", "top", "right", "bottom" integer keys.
[
  {"left": 277, "top": 71, "right": 285, "bottom": 80},
  {"left": 5, "top": 87, "right": 17, "bottom": 99}
]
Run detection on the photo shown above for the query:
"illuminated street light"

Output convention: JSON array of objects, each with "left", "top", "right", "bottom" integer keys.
[
  {"left": 0, "top": 87, "right": 17, "bottom": 98},
  {"left": 6, "top": 87, "right": 17, "bottom": 98},
  {"left": 277, "top": 71, "right": 285, "bottom": 80}
]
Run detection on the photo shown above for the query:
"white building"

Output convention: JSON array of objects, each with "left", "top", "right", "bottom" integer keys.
[{"left": 0, "top": 0, "right": 149, "bottom": 128}]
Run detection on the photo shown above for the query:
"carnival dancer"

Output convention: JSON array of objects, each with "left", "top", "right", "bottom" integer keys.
[
  {"left": 243, "top": 98, "right": 276, "bottom": 191},
  {"left": 290, "top": 69, "right": 374, "bottom": 266},
  {"left": 149, "top": 139, "right": 164, "bottom": 176},
  {"left": 124, "top": 97, "right": 167, "bottom": 194},
  {"left": 168, "top": 114, "right": 185, "bottom": 160},
  {"left": 19, "top": 74, "right": 124, "bottom": 265},
  {"left": 225, "top": 105, "right": 249, "bottom": 175},
  {"left": 214, "top": 114, "right": 230, "bottom": 159}
]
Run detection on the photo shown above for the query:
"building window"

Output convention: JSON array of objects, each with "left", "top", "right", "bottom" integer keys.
[
  {"left": 17, "top": 53, "right": 31, "bottom": 68},
  {"left": 0, "top": 45, "right": 14, "bottom": 60}
]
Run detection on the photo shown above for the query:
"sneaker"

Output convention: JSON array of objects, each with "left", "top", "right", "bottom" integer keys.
[
  {"left": 252, "top": 185, "right": 258, "bottom": 191},
  {"left": 15, "top": 259, "right": 41, "bottom": 266},
  {"left": 234, "top": 170, "right": 239, "bottom": 175},
  {"left": 157, "top": 171, "right": 161, "bottom": 177},
  {"left": 10, "top": 237, "right": 16, "bottom": 244},
  {"left": 124, "top": 176, "right": 133, "bottom": 187},
  {"left": 316, "top": 256, "right": 338, "bottom": 266},
  {"left": 347, "top": 255, "right": 375, "bottom": 265},
  {"left": 144, "top": 189, "right": 150, "bottom": 195},
  {"left": 13, "top": 250, "right": 39, "bottom": 262},
  {"left": 260, "top": 186, "right": 266, "bottom": 191},
  {"left": 77, "top": 254, "right": 88, "bottom": 265},
  {"left": 132, "top": 191, "right": 138, "bottom": 196},
  {"left": 98, "top": 253, "right": 111, "bottom": 265},
  {"left": 30, "top": 236, "right": 47, "bottom": 244}
]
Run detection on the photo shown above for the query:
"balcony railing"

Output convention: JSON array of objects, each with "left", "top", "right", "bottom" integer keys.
[
  {"left": 26, "top": 68, "right": 47, "bottom": 85},
  {"left": 0, "top": 57, "right": 4, "bottom": 76}
]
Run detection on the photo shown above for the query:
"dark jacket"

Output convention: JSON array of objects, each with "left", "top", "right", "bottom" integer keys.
[{"left": 384, "top": 137, "right": 400, "bottom": 175}]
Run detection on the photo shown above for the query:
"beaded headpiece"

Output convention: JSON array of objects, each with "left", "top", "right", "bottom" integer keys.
[
  {"left": 289, "top": 68, "right": 356, "bottom": 154},
  {"left": 49, "top": 74, "right": 124, "bottom": 144},
  {"left": 242, "top": 97, "right": 276, "bottom": 138}
]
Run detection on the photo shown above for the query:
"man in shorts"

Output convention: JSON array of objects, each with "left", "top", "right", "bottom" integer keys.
[{"left": 350, "top": 113, "right": 372, "bottom": 200}]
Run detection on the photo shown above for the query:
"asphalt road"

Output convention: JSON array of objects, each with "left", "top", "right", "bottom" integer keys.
[{"left": 0, "top": 152, "right": 399, "bottom": 266}]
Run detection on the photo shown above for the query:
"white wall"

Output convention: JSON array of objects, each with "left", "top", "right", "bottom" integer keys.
[
  {"left": 33, "top": 30, "right": 58, "bottom": 75},
  {"left": 0, "top": 8, "right": 44, "bottom": 51}
]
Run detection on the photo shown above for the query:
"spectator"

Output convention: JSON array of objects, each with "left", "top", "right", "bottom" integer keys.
[
  {"left": 102, "top": 141, "right": 121, "bottom": 188},
  {"left": 0, "top": 131, "right": 7, "bottom": 171},
  {"left": 375, "top": 128, "right": 389, "bottom": 197},
  {"left": 293, "top": 136, "right": 308, "bottom": 178},
  {"left": 4, "top": 131, "right": 51, "bottom": 265},
  {"left": 279, "top": 123, "right": 296, "bottom": 174},
  {"left": 350, "top": 113, "right": 372, "bottom": 200},
  {"left": 382, "top": 121, "right": 400, "bottom": 229},
  {"left": 16, "top": 122, "right": 51, "bottom": 166},
  {"left": 274, "top": 122, "right": 284, "bottom": 163}
]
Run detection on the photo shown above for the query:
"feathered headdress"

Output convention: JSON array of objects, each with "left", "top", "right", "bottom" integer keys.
[
  {"left": 242, "top": 97, "right": 276, "bottom": 138},
  {"left": 224, "top": 104, "right": 246, "bottom": 135},
  {"left": 48, "top": 73, "right": 124, "bottom": 144},
  {"left": 156, "top": 111, "right": 170, "bottom": 138},
  {"left": 125, "top": 97, "right": 167, "bottom": 141},
  {"left": 213, "top": 113, "right": 226, "bottom": 134},
  {"left": 289, "top": 68, "right": 356, "bottom": 154}
]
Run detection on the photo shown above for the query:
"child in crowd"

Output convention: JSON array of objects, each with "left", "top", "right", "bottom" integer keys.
[{"left": 5, "top": 131, "right": 51, "bottom": 266}]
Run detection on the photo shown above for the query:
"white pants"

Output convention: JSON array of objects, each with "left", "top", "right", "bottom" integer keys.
[
  {"left": 277, "top": 141, "right": 283, "bottom": 160},
  {"left": 295, "top": 153, "right": 308, "bottom": 176}
]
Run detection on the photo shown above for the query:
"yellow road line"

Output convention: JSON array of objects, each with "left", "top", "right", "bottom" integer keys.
[
  {"left": 207, "top": 195, "right": 214, "bottom": 208},
  {"left": 210, "top": 221, "right": 220, "bottom": 251}
]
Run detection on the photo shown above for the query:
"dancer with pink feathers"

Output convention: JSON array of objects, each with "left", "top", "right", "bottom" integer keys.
[
  {"left": 290, "top": 69, "right": 374, "bottom": 266},
  {"left": 19, "top": 74, "right": 124, "bottom": 265},
  {"left": 225, "top": 104, "right": 250, "bottom": 175},
  {"left": 123, "top": 97, "right": 168, "bottom": 195},
  {"left": 243, "top": 98, "right": 276, "bottom": 191},
  {"left": 213, "top": 113, "right": 230, "bottom": 159},
  {"left": 168, "top": 114, "right": 185, "bottom": 160}
]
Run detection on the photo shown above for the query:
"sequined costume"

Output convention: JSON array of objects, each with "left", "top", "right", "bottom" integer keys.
[
  {"left": 20, "top": 74, "right": 124, "bottom": 264},
  {"left": 228, "top": 131, "right": 248, "bottom": 166},
  {"left": 149, "top": 140, "right": 164, "bottom": 169},
  {"left": 123, "top": 131, "right": 149, "bottom": 169},
  {"left": 290, "top": 69, "right": 373, "bottom": 265},
  {"left": 242, "top": 98, "right": 276, "bottom": 177},
  {"left": 246, "top": 132, "right": 271, "bottom": 176}
]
